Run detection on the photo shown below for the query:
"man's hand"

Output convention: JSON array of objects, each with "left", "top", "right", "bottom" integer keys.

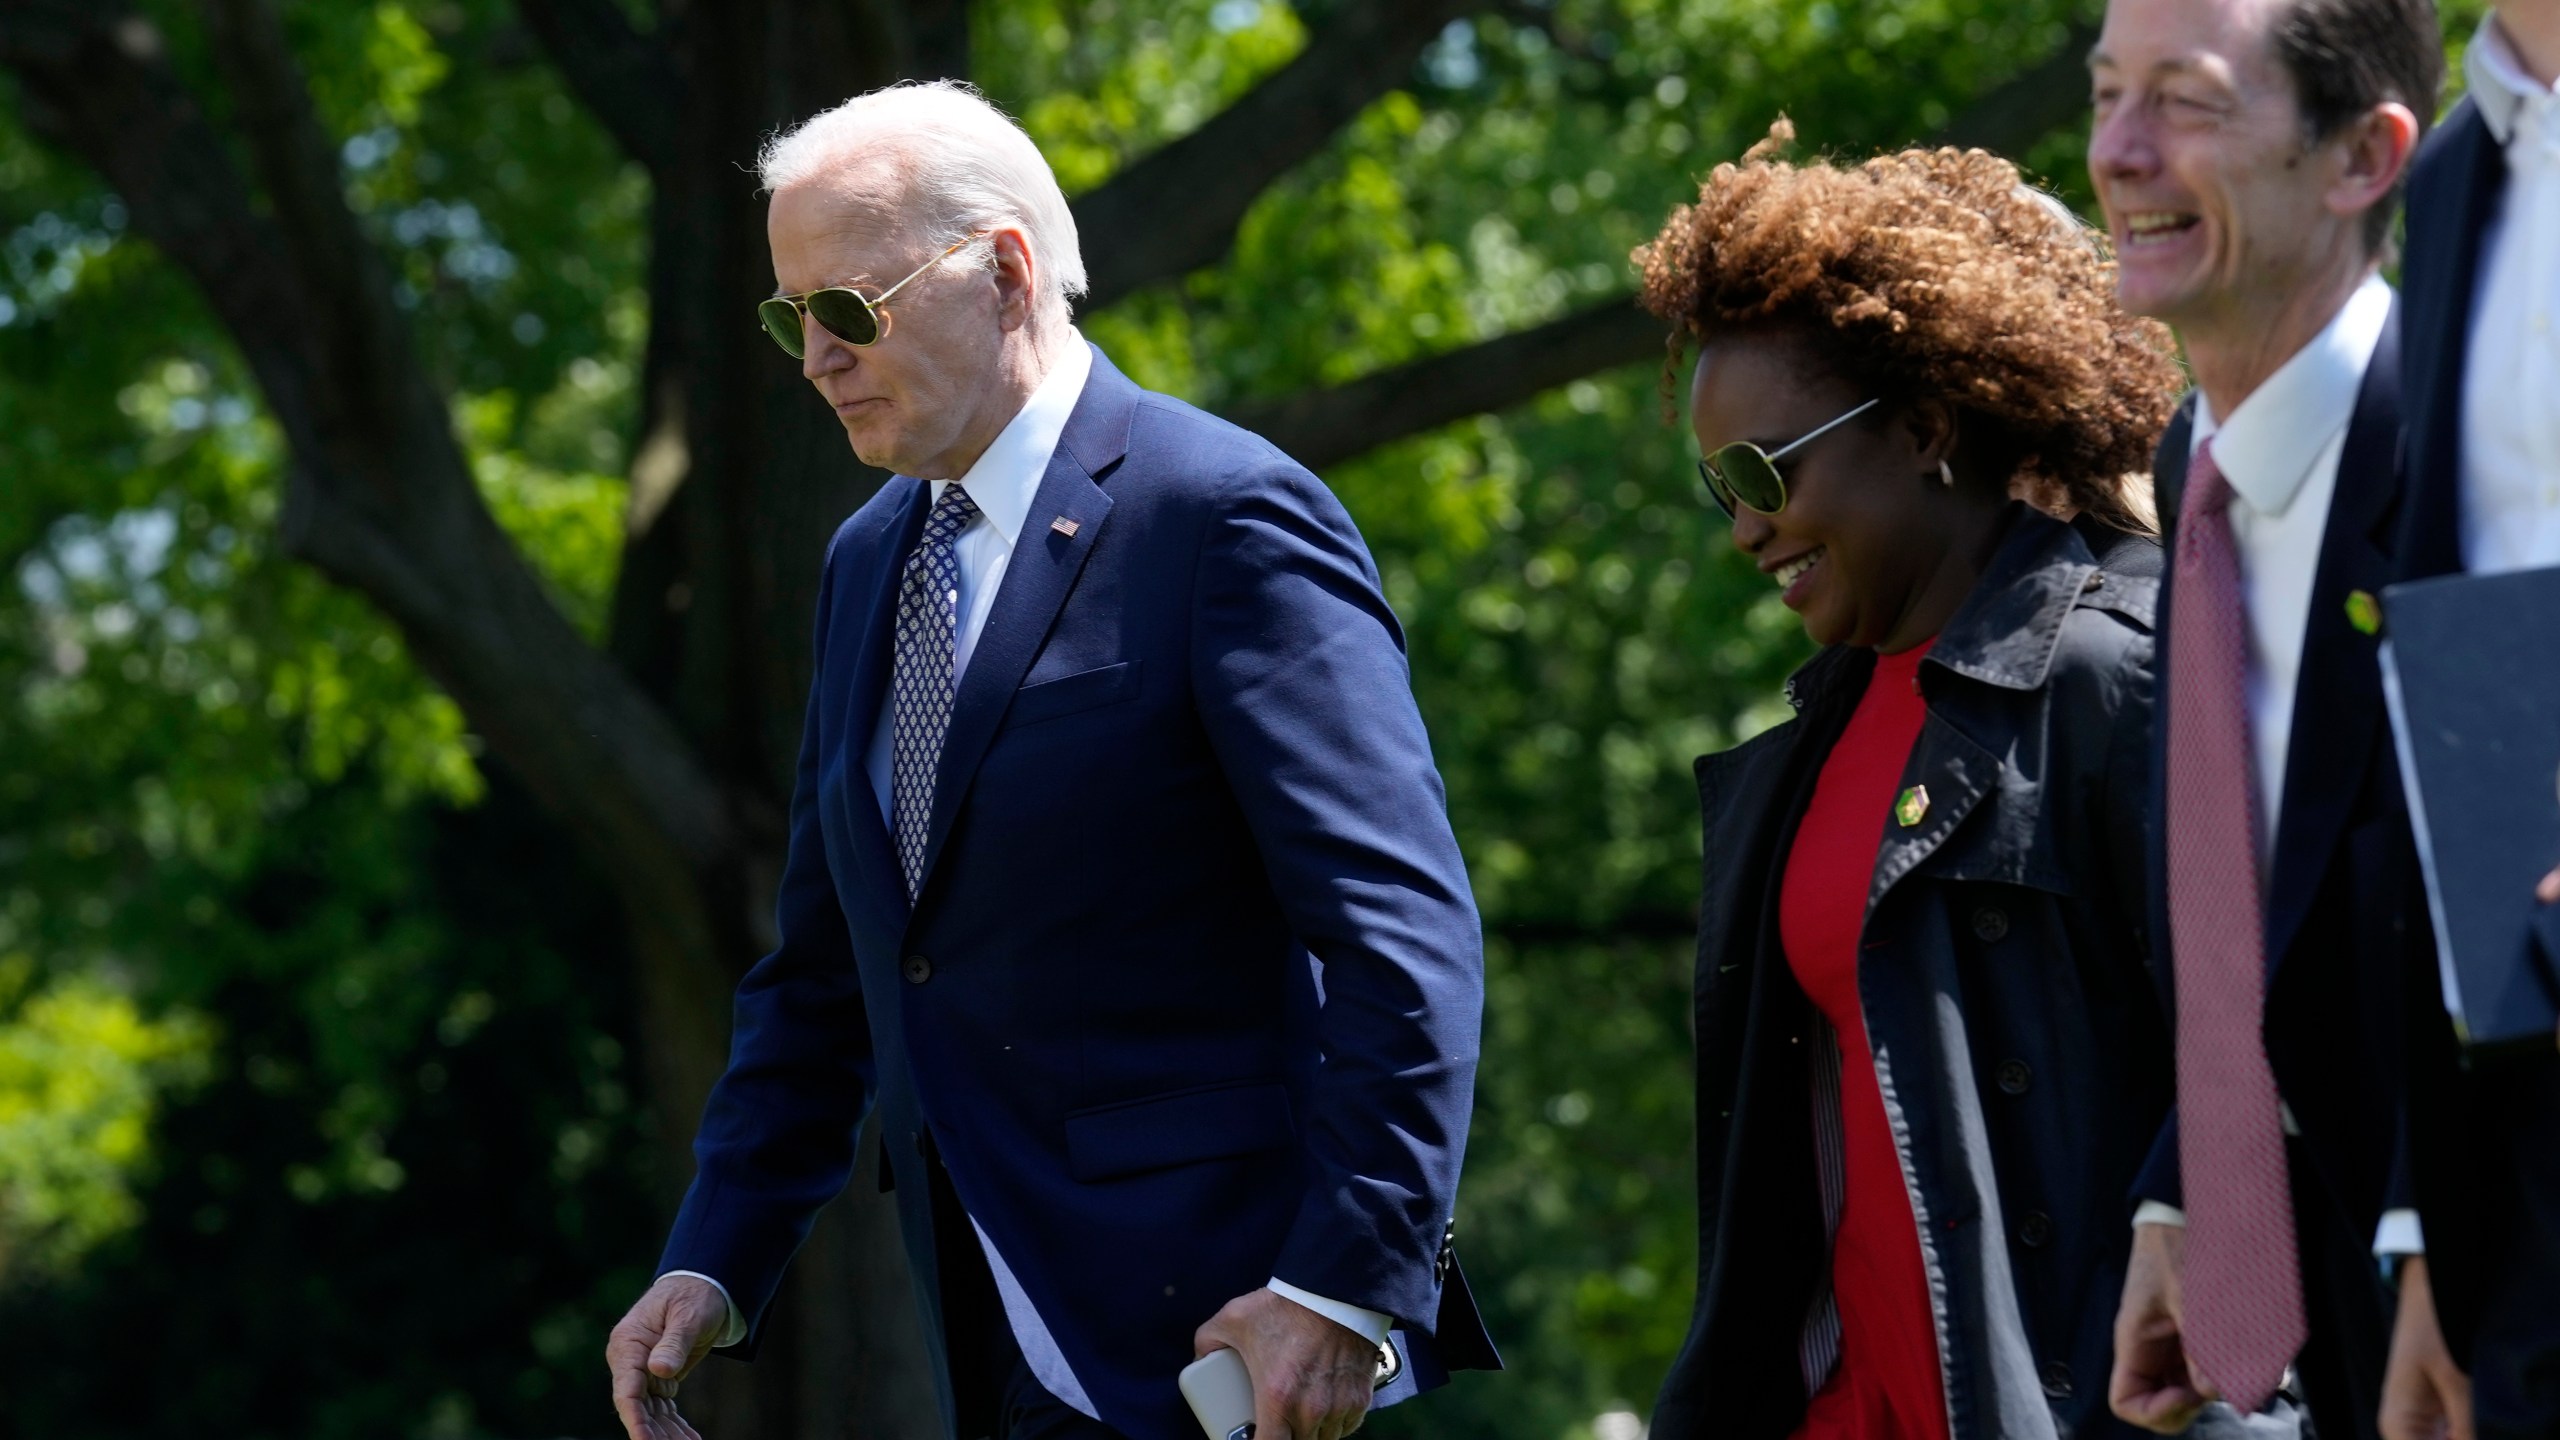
[
  {"left": 606, "top": 1274, "right": 727, "bottom": 1440},
  {"left": 1193, "top": 1288, "right": 1379, "bottom": 1440},
  {"left": 2112, "top": 1222, "right": 2219, "bottom": 1433},
  {"left": 2380, "top": 1258, "right": 2474, "bottom": 1440}
]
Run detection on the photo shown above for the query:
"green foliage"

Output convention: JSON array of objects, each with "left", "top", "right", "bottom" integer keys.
[
  {"left": 0, "top": 961, "right": 212, "bottom": 1276},
  {"left": 0, "top": 0, "right": 2141, "bottom": 1433}
]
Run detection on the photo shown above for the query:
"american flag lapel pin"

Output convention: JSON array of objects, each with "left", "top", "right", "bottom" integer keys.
[{"left": 1050, "top": 516, "right": 1080, "bottom": 537}]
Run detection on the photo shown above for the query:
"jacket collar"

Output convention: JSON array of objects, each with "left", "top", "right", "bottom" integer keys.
[
  {"left": 1783, "top": 506, "right": 2105, "bottom": 708},
  {"left": 1926, "top": 507, "right": 2109, "bottom": 692},
  {"left": 2466, "top": 16, "right": 2559, "bottom": 148}
]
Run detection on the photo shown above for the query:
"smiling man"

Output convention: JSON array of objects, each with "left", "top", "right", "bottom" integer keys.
[
  {"left": 599, "top": 81, "right": 1496, "bottom": 1440},
  {"left": 2086, "top": 2, "right": 2442, "bottom": 1439}
]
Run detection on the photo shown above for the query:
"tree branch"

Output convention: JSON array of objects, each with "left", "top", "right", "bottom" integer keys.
[
  {"left": 1070, "top": 0, "right": 1479, "bottom": 311},
  {"left": 1221, "top": 17, "right": 2105, "bottom": 470},
  {"left": 0, "top": 0, "right": 745, "bottom": 889},
  {"left": 514, "top": 0, "right": 681, "bottom": 173},
  {"left": 1227, "top": 303, "right": 1668, "bottom": 472},
  {"left": 1934, "top": 18, "right": 2102, "bottom": 157}
]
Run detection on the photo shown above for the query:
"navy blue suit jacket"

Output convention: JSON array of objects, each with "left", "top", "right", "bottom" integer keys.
[
  {"left": 2132, "top": 317, "right": 2419, "bottom": 1226},
  {"left": 2130, "top": 325, "right": 2422, "bottom": 1430},
  {"left": 659, "top": 347, "right": 1495, "bottom": 1438},
  {"left": 2393, "top": 96, "right": 2513, "bottom": 1365}
]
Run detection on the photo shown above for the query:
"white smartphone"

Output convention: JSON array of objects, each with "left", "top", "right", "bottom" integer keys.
[
  {"left": 1179, "top": 1339, "right": 1400, "bottom": 1438},
  {"left": 1178, "top": 1348, "right": 1257, "bottom": 1440}
]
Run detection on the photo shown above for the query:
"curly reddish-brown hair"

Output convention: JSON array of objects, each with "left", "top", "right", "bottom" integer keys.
[{"left": 1636, "top": 123, "right": 2184, "bottom": 535}]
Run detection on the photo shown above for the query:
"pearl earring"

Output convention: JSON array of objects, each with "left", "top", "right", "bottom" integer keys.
[{"left": 1938, "top": 460, "right": 1955, "bottom": 488}]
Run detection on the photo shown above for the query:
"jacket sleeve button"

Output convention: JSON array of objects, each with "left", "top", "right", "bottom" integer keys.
[
  {"left": 1997, "top": 1059, "right": 2032, "bottom": 1095},
  {"left": 2040, "top": 1360, "right": 2073, "bottom": 1398},
  {"left": 1971, "top": 905, "right": 2011, "bottom": 943},
  {"left": 2018, "top": 1210, "right": 2055, "bottom": 1248},
  {"left": 902, "top": 955, "right": 933, "bottom": 984}
]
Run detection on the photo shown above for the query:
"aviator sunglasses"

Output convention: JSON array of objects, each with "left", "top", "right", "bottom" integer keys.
[
  {"left": 756, "top": 232, "right": 985, "bottom": 358},
  {"left": 1698, "top": 397, "right": 1881, "bottom": 518}
]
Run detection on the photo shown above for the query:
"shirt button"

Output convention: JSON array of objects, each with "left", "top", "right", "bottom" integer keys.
[
  {"left": 2040, "top": 1360, "right": 2074, "bottom": 1399},
  {"left": 903, "top": 955, "right": 933, "bottom": 984},
  {"left": 1972, "top": 905, "right": 2011, "bottom": 943},
  {"left": 1997, "top": 1059, "right": 2033, "bottom": 1095},
  {"left": 2019, "top": 1210, "right": 2056, "bottom": 1248}
]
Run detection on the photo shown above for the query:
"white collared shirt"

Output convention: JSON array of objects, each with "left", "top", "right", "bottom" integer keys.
[
  {"left": 674, "top": 334, "right": 1391, "bottom": 1414},
  {"left": 2189, "top": 272, "right": 2394, "bottom": 858},
  {"left": 2458, "top": 17, "right": 2560, "bottom": 576}
]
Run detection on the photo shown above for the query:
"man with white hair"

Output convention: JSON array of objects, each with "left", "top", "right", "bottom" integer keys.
[{"left": 602, "top": 82, "right": 1496, "bottom": 1440}]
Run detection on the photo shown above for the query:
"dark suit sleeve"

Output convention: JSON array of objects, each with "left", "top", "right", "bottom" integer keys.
[
  {"left": 1188, "top": 461, "right": 1485, "bottom": 1334},
  {"left": 2134, "top": 1114, "right": 2183, "bottom": 1212},
  {"left": 657, "top": 539, "right": 876, "bottom": 1349}
]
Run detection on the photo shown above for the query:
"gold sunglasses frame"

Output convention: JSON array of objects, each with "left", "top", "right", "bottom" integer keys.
[
  {"left": 1697, "top": 397, "right": 1882, "bottom": 518},
  {"left": 757, "top": 232, "right": 986, "bottom": 357}
]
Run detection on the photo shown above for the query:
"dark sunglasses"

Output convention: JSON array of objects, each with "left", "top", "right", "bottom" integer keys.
[
  {"left": 1697, "top": 397, "right": 1881, "bottom": 517},
  {"left": 756, "top": 232, "right": 983, "bottom": 358}
]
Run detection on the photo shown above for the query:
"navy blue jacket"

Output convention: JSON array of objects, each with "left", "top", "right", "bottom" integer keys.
[
  {"left": 1655, "top": 511, "right": 2172, "bottom": 1440},
  {"left": 2396, "top": 99, "right": 2560, "bottom": 1398},
  {"left": 2132, "top": 321, "right": 2417, "bottom": 1437},
  {"left": 660, "top": 347, "right": 1496, "bottom": 1438}
]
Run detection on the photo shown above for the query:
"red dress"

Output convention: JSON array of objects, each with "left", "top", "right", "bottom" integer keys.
[{"left": 1779, "top": 641, "right": 1951, "bottom": 1440}]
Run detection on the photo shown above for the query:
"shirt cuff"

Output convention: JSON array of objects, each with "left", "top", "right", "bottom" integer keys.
[
  {"left": 2373, "top": 1208, "right": 2426, "bottom": 1258},
  {"left": 2133, "top": 1201, "right": 2188, "bottom": 1229},
  {"left": 661, "top": 1270, "right": 748, "bottom": 1348},
  {"left": 1266, "top": 1278, "right": 1393, "bottom": 1344}
]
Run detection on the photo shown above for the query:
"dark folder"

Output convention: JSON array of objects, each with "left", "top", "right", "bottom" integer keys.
[{"left": 2380, "top": 564, "right": 2560, "bottom": 1057}]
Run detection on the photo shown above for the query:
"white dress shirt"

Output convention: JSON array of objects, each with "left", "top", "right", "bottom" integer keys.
[
  {"left": 671, "top": 334, "right": 1390, "bottom": 1413},
  {"left": 2459, "top": 18, "right": 2560, "bottom": 578},
  {"left": 2134, "top": 276, "right": 2426, "bottom": 1256}
]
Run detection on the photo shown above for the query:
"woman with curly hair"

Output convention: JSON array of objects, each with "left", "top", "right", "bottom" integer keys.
[{"left": 1642, "top": 130, "right": 2194, "bottom": 1440}]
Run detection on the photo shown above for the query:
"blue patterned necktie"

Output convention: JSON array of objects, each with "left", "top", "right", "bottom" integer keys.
[{"left": 889, "top": 483, "right": 982, "bottom": 899}]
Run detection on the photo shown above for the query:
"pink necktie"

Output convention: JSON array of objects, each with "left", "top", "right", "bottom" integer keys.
[{"left": 2167, "top": 440, "right": 2306, "bottom": 1414}]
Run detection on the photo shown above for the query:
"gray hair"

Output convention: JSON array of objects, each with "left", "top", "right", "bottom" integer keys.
[{"left": 758, "top": 80, "right": 1087, "bottom": 324}]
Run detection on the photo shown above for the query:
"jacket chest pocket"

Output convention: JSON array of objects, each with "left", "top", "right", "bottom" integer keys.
[{"left": 1006, "top": 659, "right": 1141, "bottom": 729}]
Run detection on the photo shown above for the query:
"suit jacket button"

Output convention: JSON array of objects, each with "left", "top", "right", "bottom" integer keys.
[
  {"left": 2018, "top": 1210, "right": 2054, "bottom": 1248},
  {"left": 903, "top": 955, "right": 933, "bottom": 984},
  {"left": 1997, "top": 1059, "right": 2032, "bottom": 1095},
  {"left": 2040, "top": 1360, "right": 2072, "bottom": 1398},
  {"left": 1971, "top": 905, "right": 2010, "bottom": 943}
]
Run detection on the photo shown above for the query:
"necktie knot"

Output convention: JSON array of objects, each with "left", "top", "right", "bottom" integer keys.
[
  {"left": 2183, "top": 440, "right": 2236, "bottom": 519},
  {"left": 924, "top": 483, "right": 982, "bottom": 545}
]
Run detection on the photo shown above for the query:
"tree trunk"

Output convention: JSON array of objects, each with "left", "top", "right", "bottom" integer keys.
[{"left": 601, "top": 2, "right": 967, "bottom": 1434}]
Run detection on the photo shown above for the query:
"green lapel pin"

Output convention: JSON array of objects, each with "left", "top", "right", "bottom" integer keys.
[
  {"left": 2345, "top": 589, "right": 2382, "bottom": 636},
  {"left": 1895, "top": 784, "right": 1931, "bottom": 829}
]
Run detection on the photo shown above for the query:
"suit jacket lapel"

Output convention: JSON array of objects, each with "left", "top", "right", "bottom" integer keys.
[
  {"left": 2265, "top": 311, "right": 2405, "bottom": 969},
  {"left": 913, "top": 349, "right": 1138, "bottom": 896},
  {"left": 2154, "top": 400, "right": 2195, "bottom": 540},
  {"left": 835, "top": 480, "right": 931, "bottom": 922}
]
